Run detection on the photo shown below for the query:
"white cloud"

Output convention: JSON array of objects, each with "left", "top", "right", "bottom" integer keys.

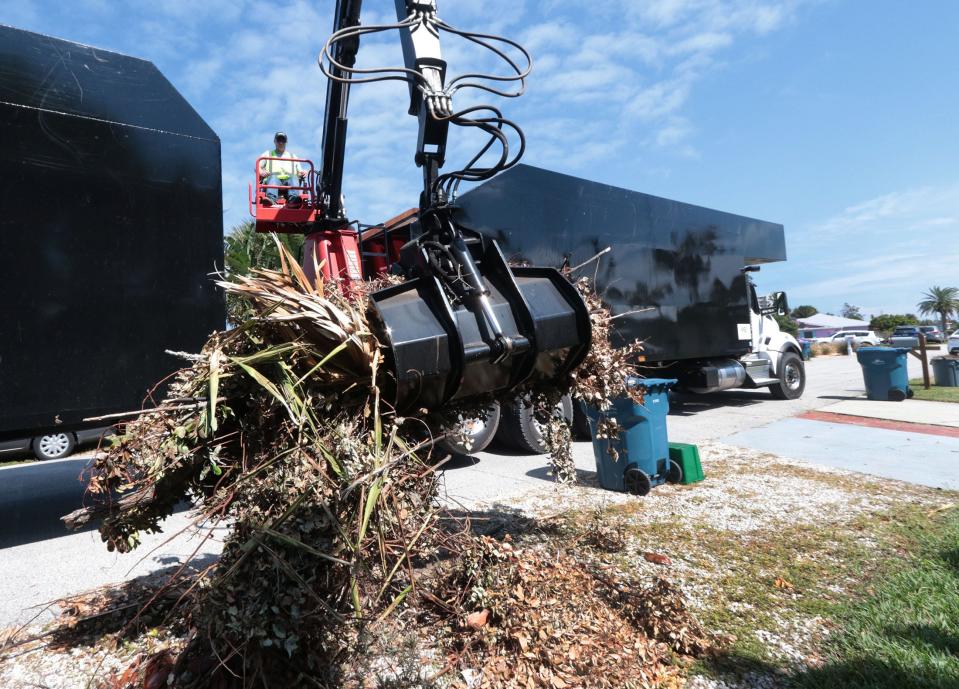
[{"left": 785, "top": 183, "right": 959, "bottom": 315}]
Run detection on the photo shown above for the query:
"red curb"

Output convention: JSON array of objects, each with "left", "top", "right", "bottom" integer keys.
[{"left": 799, "top": 411, "right": 959, "bottom": 439}]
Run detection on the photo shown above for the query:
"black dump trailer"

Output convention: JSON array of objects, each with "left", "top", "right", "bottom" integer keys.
[
  {"left": 456, "top": 165, "right": 803, "bottom": 412},
  {"left": 0, "top": 26, "right": 224, "bottom": 445}
]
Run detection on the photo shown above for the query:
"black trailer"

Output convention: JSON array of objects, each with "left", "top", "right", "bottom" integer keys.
[
  {"left": 457, "top": 164, "right": 786, "bottom": 362},
  {"left": 456, "top": 165, "right": 803, "bottom": 451},
  {"left": 0, "top": 26, "right": 224, "bottom": 451}
]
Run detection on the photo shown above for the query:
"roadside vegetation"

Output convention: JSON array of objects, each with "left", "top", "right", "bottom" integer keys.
[
  {"left": 917, "top": 286, "right": 959, "bottom": 338},
  {"left": 793, "top": 507, "right": 959, "bottom": 689},
  {"left": 909, "top": 379, "right": 959, "bottom": 403}
]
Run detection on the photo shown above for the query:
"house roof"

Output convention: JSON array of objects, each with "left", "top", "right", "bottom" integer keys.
[{"left": 796, "top": 314, "right": 869, "bottom": 329}]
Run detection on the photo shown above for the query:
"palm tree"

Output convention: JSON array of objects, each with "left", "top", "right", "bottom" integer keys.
[{"left": 917, "top": 286, "right": 959, "bottom": 336}]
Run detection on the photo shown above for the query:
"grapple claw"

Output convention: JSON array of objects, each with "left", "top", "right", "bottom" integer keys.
[{"left": 369, "top": 223, "right": 590, "bottom": 412}]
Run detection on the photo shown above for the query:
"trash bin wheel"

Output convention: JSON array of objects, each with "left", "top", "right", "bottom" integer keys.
[
  {"left": 665, "top": 459, "right": 683, "bottom": 484},
  {"left": 624, "top": 467, "right": 652, "bottom": 496},
  {"left": 888, "top": 388, "right": 907, "bottom": 402},
  {"left": 770, "top": 352, "right": 806, "bottom": 400},
  {"left": 907, "top": 387, "right": 915, "bottom": 399}
]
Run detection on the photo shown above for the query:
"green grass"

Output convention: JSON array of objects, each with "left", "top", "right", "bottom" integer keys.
[
  {"left": 791, "top": 509, "right": 959, "bottom": 689},
  {"left": 560, "top": 472, "right": 959, "bottom": 688},
  {"left": 909, "top": 379, "right": 959, "bottom": 403}
]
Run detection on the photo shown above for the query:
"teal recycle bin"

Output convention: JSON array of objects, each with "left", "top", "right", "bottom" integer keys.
[
  {"left": 584, "top": 378, "right": 680, "bottom": 496},
  {"left": 856, "top": 347, "right": 912, "bottom": 401},
  {"left": 932, "top": 357, "right": 959, "bottom": 387}
]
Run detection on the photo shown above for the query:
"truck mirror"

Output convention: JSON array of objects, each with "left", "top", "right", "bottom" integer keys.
[
  {"left": 774, "top": 291, "right": 789, "bottom": 316},
  {"left": 760, "top": 291, "right": 789, "bottom": 317}
]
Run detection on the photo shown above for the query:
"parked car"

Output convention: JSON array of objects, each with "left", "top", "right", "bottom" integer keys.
[
  {"left": 0, "top": 426, "right": 111, "bottom": 461},
  {"left": 918, "top": 325, "right": 944, "bottom": 343},
  {"left": 823, "top": 330, "right": 880, "bottom": 346},
  {"left": 949, "top": 330, "right": 959, "bottom": 355},
  {"left": 887, "top": 325, "right": 921, "bottom": 348}
]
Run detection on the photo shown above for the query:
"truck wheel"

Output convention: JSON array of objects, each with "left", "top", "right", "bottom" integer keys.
[
  {"left": 770, "top": 352, "right": 805, "bottom": 400},
  {"left": 436, "top": 403, "right": 501, "bottom": 457},
  {"left": 498, "top": 394, "right": 574, "bottom": 455},
  {"left": 33, "top": 432, "right": 76, "bottom": 460}
]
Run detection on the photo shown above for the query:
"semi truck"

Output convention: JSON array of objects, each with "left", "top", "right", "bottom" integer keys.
[
  {"left": 0, "top": 26, "right": 225, "bottom": 458},
  {"left": 454, "top": 165, "right": 804, "bottom": 449}
]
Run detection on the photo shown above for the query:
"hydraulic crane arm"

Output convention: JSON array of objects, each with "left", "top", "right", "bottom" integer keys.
[
  {"left": 317, "top": 0, "right": 453, "bottom": 226},
  {"left": 392, "top": 0, "right": 451, "bottom": 205},
  {"left": 311, "top": 2, "right": 589, "bottom": 413},
  {"left": 317, "top": 0, "right": 363, "bottom": 224}
]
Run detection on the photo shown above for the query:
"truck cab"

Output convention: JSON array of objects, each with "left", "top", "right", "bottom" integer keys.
[{"left": 744, "top": 277, "right": 806, "bottom": 399}]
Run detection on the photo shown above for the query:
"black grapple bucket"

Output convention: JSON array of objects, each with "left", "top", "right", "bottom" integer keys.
[{"left": 369, "top": 240, "right": 591, "bottom": 413}]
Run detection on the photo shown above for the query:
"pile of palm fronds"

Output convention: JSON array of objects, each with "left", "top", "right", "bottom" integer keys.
[
  {"left": 65, "top": 244, "right": 446, "bottom": 686},
  {"left": 62, "top": 239, "right": 642, "bottom": 686}
]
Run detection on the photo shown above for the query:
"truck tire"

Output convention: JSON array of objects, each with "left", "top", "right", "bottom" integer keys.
[
  {"left": 498, "top": 394, "right": 574, "bottom": 455},
  {"left": 571, "top": 400, "right": 592, "bottom": 441},
  {"left": 437, "top": 402, "right": 501, "bottom": 457},
  {"left": 770, "top": 352, "right": 805, "bottom": 400},
  {"left": 32, "top": 432, "right": 77, "bottom": 460}
]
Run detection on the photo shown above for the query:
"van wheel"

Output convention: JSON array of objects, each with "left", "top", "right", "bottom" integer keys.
[
  {"left": 498, "top": 394, "right": 574, "bottom": 455},
  {"left": 770, "top": 352, "right": 806, "bottom": 400},
  {"left": 33, "top": 432, "right": 77, "bottom": 460},
  {"left": 437, "top": 403, "right": 501, "bottom": 457}
]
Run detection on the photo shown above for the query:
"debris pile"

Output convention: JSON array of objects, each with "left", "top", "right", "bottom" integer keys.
[
  {"left": 53, "top": 241, "right": 701, "bottom": 688},
  {"left": 425, "top": 536, "right": 715, "bottom": 688}
]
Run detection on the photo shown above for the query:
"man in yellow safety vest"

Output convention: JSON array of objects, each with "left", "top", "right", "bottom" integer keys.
[{"left": 258, "top": 132, "right": 306, "bottom": 205}]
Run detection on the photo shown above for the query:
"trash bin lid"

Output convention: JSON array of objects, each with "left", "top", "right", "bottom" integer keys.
[
  {"left": 856, "top": 346, "right": 910, "bottom": 364},
  {"left": 625, "top": 377, "right": 678, "bottom": 392}
]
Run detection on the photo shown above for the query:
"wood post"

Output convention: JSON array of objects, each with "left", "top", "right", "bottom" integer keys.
[{"left": 907, "top": 333, "right": 932, "bottom": 389}]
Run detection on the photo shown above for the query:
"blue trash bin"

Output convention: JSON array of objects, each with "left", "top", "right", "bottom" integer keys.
[
  {"left": 932, "top": 357, "right": 959, "bottom": 387},
  {"left": 800, "top": 340, "right": 812, "bottom": 361},
  {"left": 856, "top": 347, "right": 912, "bottom": 401},
  {"left": 584, "top": 378, "right": 677, "bottom": 495}
]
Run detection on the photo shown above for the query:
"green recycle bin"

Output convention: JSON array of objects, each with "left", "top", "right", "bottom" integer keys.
[{"left": 669, "top": 442, "right": 704, "bottom": 484}]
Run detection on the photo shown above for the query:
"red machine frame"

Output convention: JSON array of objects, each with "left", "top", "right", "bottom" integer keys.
[
  {"left": 249, "top": 156, "right": 320, "bottom": 233},
  {"left": 251, "top": 158, "right": 413, "bottom": 287}
]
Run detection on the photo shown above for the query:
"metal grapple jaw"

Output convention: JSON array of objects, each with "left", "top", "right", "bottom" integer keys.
[{"left": 369, "top": 210, "right": 591, "bottom": 413}]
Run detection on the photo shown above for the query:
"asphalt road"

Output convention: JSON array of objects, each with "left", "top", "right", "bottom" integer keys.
[
  {"left": 0, "top": 353, "right": 933, "bottom": 627},
  {"left": 0, "top": 455, "right": 94, "bottom": 548}
]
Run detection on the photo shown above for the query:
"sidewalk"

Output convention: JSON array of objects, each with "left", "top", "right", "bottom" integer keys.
[
  {"left": 824, "top": 398, "right": 958, "bottom": 428},
  {"left": 723, "top": 356, "right": 959, "bottom": 489}
]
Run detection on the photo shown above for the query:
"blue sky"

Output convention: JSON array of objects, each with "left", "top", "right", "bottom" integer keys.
[{"left": 4, "top": 0, "right": 958, "bottom": 319}]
